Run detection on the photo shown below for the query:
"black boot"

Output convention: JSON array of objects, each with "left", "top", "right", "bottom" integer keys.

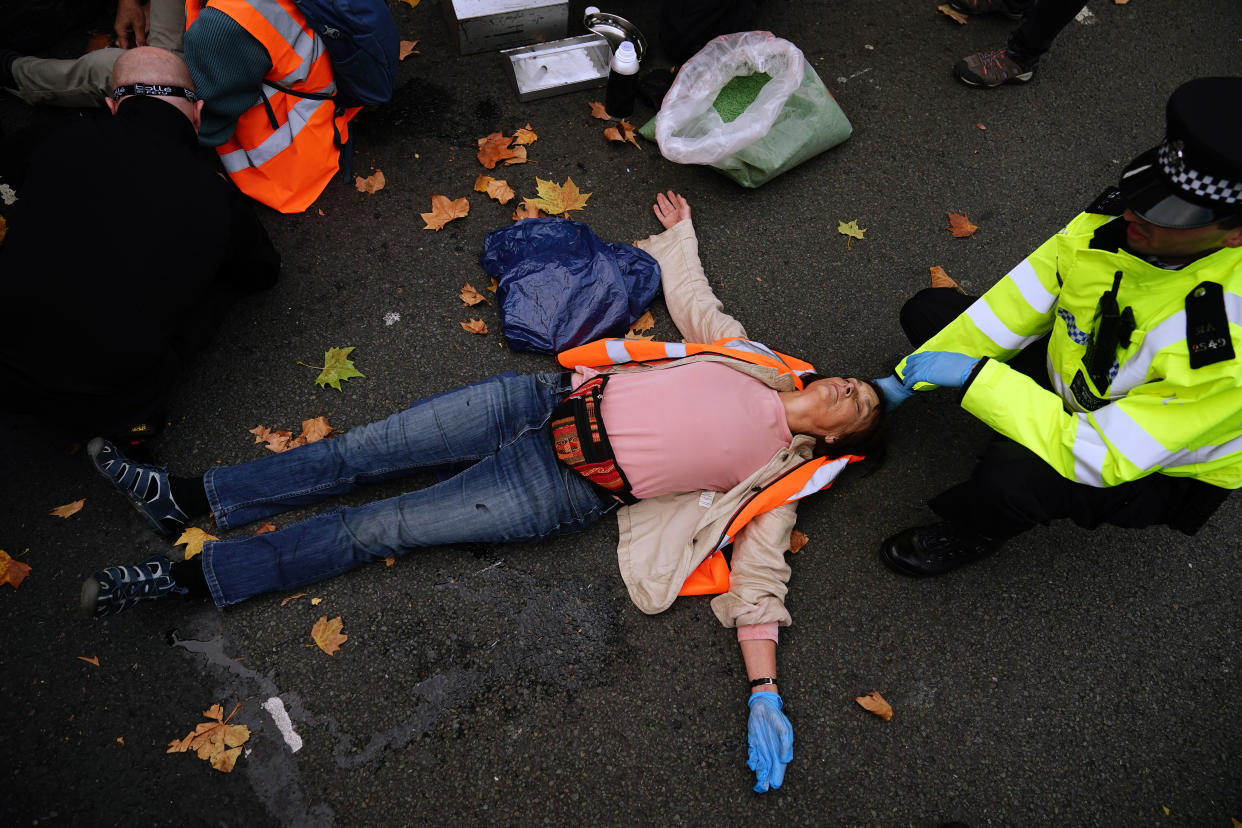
[{"left": 879, "top": 521, "right": 1000, "bottom": 578}]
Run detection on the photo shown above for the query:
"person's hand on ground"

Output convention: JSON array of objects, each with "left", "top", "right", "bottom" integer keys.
[
  {"left": 653, "top": 190, "right": 691, "bottom": 229},
  {"left": 746, "top": 692, "right": 793, "bottom": 793},
  {"left": 114, "top": 0, "right": 150, "bottom": 48},
  {"left": 902, "top": 351, "right": 981, "bottom": 389},
  {"left": 873, "top": 374, "right": 914, "bottom": 411}
]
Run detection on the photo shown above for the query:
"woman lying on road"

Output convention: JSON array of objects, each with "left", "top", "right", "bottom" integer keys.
[{"left": 83, "top": 191, "right": 884, "bottom": 793}]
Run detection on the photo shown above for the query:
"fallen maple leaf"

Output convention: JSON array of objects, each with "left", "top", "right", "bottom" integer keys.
[
  {"left": 312, "top": 346, "right": 365, "bottom": 390},
  {"left": 250, "top": 424, "right": 293, "bottom": 453},
  {"left": 512, "top": 124, "right": 538, "bottom": 145},
  {"left": 280, "top": 592, "right": 307, "bottom": 606},
  {"left": 837, "top": 219, "right": 866, "bottom": 249},
  {"left": 0, "top": 550, "right": 31, "bottom": 589},
  {"left": 855, "top": 690, "right": 893, "bottom": 721},
  {"left": 311, "top": 597, "right": 323, "bottom": 605},
  {"left": 789, "top": 529, "right": 809, "bottom": 554},
  {"left": 460, "top": 318, "right": 488, "bottom": 335},
  {"left": 628, "top": 310, "right": 654, "bottom": 337},
  {"left": 477, "top": 132, "right": 520, "bottom": 169},
  {"left": 311, "top": 615, "right": 348, "bottom": 655},
  {"left": 604, "top": 120, "right": 641, "bottom": 149},
  {"left": 976, "top": 122, "right": 987, "bottom": 130},
  {"left": 116, "top": 737, "right": 124, "bottom": 745},
  {"left": 460, "top": 282, "right": 490, "bottom": 306},
  {"left": 929, "top": 265, "right": 965, "bottom": 293},
  {"left": 355, "top": 169, "right": 386, "bottom": 194},
  {"left": 474, "top": 175, "right": 514, "bottom": 204},
  {"left": 937, "top": 3, "right": 968, "bottom": 23},
  {"left": 1114, "top": 0, "right": 1129, "bottom": 4},
  {"left": 78, "top": 655, "right": 100, "bottom": 666},
  {"left": 947, "top": 212, "right": 978, "bottom": 238},
  {"left": 253, "top": 522, "right": 277, "bottom": 535},
  {"left": 588, "top": 101, "right": 610, "bottom": 121},
  {"left": 167, "top": 702, "right": 251, "bottom": 773},
  {"left": 298, "top": 416, "right": 333, "bottom": 444},
  {"left": 384, "top": 556, "right": 396, "bottom": 567},
  {"left": 512, "top": 202, "right": 547, "bottom": 221},
  {"left": 525, "top": 177, "right": 591, "bottom": 217},
  {"left": 502, "top": 144, "right": 528, "bottom": 167},
  {"left": 421, "top": 194, "right": 470, "bottom": 230},
  {"left": 175, "top": 527, "right": 219, "bottom": 560},
  {"left": 50, "top": 499, "right": 85, "bottom": 518},
  {"left": 487, "top": 277, "right": 499, "bottom": 293},
  {"left": 398, "top": 40, "right": 419, "bottom": 61}
]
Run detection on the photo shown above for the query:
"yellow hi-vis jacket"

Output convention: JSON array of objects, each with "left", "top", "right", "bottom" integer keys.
[
  {"left": 559, "top": 337, "right": 861, "bottom": 596},
  {"left": 185, "top": 0, "right": 359, "bottom": 213},
  {"left": 901, "top": 210, "right": 1242, "bottom": 489}
]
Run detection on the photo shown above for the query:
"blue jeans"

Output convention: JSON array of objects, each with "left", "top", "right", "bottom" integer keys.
[{"left": 200, "top": 372, "right": 611, "bottom": 607}]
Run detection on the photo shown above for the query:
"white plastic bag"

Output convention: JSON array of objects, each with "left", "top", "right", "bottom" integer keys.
[{"left": 654, "top": 31, "right": 807, "bottom": 165}]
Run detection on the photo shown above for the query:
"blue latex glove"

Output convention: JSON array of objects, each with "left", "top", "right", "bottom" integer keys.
[
  {"left": 747, "top": 692, "right": 794, "bottom": 793},
  {"left": 901, "top": 351, "right": 981, "bottom": 389},
  {"left": 873, "top": 374, "right": 914, "bottom": 411}
]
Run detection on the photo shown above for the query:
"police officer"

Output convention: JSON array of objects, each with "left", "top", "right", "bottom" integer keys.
[{"left": 874, "top": 76, "right": 1242, "bottom": 577}]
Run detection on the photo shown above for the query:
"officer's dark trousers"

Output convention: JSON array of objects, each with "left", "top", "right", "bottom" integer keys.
[{"left": 900, "top": 287, "right": 1230, "bottom": 541}]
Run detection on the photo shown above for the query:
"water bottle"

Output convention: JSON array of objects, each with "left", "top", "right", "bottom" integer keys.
[{"left": 604, "top": 40, "right": 640, "bottom": 119}]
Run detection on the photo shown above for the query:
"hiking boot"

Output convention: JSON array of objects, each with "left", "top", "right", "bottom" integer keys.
[
  {"left": 879, "top": 521, "right": 1000, "bottom": 577},
  {"left": 954, "top": 47, "right": 1037, "bottom": 88},
  {"left": 87, "top": 437, "right": 189, "bottom": 538},
  {"left": 81, "top": 554, "right": 187, "bottom": 618},
  {"left": 947, "top": 0, "right": 1033, "bottom": 18}
]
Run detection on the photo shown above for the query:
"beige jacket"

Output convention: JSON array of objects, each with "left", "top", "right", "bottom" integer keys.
[{"left": 579, "top": 219, "right": 820, "bottom": 629}]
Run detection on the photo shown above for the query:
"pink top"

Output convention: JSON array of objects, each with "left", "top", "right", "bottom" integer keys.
[{"left": 600, "top": 362, "right": 793, "bottom": 499}]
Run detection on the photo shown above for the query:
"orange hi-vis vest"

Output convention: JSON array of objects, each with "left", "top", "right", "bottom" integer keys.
[
  {"left": 558, "top": 336, "right": 862, "bottom": 595},
  {"left": 185, "top": 0, "right": 359, "bottom": 213},
  {"left": 558, "top": 336, "right": 820, "bottom": 390}
]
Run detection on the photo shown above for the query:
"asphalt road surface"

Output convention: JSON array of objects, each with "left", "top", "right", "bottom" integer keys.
[{"left": 2, "top": 1, "right": 1240, "bottom": 826}]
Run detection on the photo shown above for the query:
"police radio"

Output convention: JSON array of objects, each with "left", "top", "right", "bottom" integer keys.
[{"left": 1084, "top": 270, "right": 1135, "bottom": 392}]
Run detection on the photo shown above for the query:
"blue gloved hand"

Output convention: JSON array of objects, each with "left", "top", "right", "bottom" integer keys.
[
  {"left": 873, "top": 374, "right": 914, "bottom": 411},
  {"left": 746, "top": 692, "right": 794, "bottom": 793},
  {"left": 901, "top": 351, "right": 981, "bottom": 389}
]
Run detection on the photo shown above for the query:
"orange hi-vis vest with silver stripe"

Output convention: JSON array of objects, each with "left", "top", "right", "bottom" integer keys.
[
  {"left": 185, "top": 0, "right": 359, "bottom": 213},
  {"left": 558, "top": 336, "right": 863, "bottom": 596}
]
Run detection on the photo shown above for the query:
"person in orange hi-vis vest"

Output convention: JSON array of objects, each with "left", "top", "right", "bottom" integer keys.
[
  {"left": 82, "top": 191, "right": 887, "bottom": 794},
  {"left": 183, "top": 0, "right": 360, "bottom": 213}
]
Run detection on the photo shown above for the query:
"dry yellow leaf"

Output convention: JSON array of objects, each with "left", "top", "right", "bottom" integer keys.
[
  {"left": 250, "top": 424, "right": 292, "bottom": 453},
  {"left": 174, "top": 527, "right": 219, "bottom": 560},
  {"left": 789, "top": 529, "right": 809, "bottom": 554},
  {"left": 460, "top": 318, "right": 488, "bottom": 335},
  {"left": 384, "top": 556, "right": 396, "bottom": 567},
  {"left": 78, "top": 655, "right": 100, "bottom": 666},
  {"left": 311, "top": 597, "right": 323, "bottom": 605},
  {"left": 525, "top": 177, "right": 591, "bottom": 217},
  {"left": 487, "top": 277, "right": 499, "bottom": 293},
  {"left": 477, "top": 131, "right": 520, "bottom": 169},
  {"left": 280, "top": 592, "right": 307, "bottom": 607},
  {"left": 628, "top": 310, "right": 654, "bottom": 336},
  {"left": 50, "top": 499, "right": 85, "bottom": 518},
  {"left": 937, "top": 3, "right": 968, "bottom": 23},
  {"left": 855, "top": 690, "right": 893, "bottom": 721},
  {"left": 311, "top": 615, "right": 348, "bottom": 655},
  {"left": 399, "top": 40, "right": 419, "bottom": 61},
  {"left": 929, "top": 266, "right": 964, "bottom": 293},
  {"left": 603, "top": 120, "right": 641, "bottom": 149},
  {"left": 0, "top": 550, "right": 32, "bottom": 589},
  {"left": 355, "top": 170, "right": 386, "bottom": 194},
  {"left": 512, "top": 124, "right": 538, "bottom": 145},
  {"left": 588, "top": 101, "right": 610, "bottom": 120},
  {"left": 948, "top": 212, "right": 978, "bottom": 238},
  {"left": 167, "top": 702, "right": 251, "bottom": 773},
  {"left": 253, "top": 523, "right": 277, "bottom": 535},
  {"left": 460, "top": 282, "right": 490, "bottom": 306},
  {"left": 421, "top": 194, "right": 469, "bottom": 230}
]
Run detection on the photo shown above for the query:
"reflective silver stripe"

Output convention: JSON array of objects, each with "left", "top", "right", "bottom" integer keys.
[
  {"left": 605, "top": 339, "right": 633, "bottom": 363},
  {"left": 721, "top": 338, "right": 778, "bottom": 360},
  {"left": 1072, "top": 417, "right": 1109, "bottom": 486},
  {"left": 1093, "top": 403, "right": 1172, "bottom": 471},
  {"left": 663, "top": 342, "right": 688, "bottom": 358},
  {"left": 217, "top": 94, "right": 327, "bottom": 171},
  {"left": 1111, "top": 291, "right": 1242, "bottom": 392},
  {"left": 1168, "top": 430, "right": 1242, "bottom": 467},
  {"left": 234, "top": 0, "right": 328, "bottom": 85},
  {"left": 966, "top": 297, "right": 1041, "bottom": 351},
  {"left": 785, "top": 457, "right": 849, "bottom": 502},
  {"left": 1008, "top": 259, "right": 1057, "bottom": 314}
]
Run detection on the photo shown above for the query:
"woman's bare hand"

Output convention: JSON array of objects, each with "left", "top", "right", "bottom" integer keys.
[{"left": 653, "top": 190, "right": 691, "bottom": 229}]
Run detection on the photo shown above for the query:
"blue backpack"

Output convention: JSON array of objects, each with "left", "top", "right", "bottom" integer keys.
[{"left": 291, "top": 0, "right": 400, "bottom": 108}]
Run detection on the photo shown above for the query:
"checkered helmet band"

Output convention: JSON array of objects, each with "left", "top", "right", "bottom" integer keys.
[{"left": 1159, "top": 139, "right": 1241, "bottom": 206}]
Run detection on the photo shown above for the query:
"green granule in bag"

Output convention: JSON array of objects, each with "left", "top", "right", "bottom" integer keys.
[{"left": 712, "top": 72, "right": 772, "bottom": 122}]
